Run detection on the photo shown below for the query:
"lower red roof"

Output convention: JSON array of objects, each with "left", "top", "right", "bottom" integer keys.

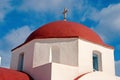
[
  {"left": 74, "top": 72, "right": 90, "bottom": 80},
  {"left": 0, "top": 67, "right": 31, "bottom": 80}
]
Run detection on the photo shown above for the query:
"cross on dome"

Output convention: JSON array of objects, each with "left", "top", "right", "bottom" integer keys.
[{"left": 63, "top": 8, "right": 68, "bottom": 21}]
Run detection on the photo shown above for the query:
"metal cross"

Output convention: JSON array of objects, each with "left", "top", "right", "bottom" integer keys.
[{"left": 63, "top": 8, "right": 68, "bottom": 21}]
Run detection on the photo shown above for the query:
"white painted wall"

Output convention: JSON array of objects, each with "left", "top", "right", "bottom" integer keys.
[
  {"left": 11, "top": 38, "right": 115, "bottom": 80},
  {"left": 78, "top": 39, "right": 115, "bottom": 75},
  {"left": 11, "top": 38, "right": 79, "bottom": 80},
  {"left": 32, "top": 38, "right": 78, "bottom": 68},
  {"left": 33, "top": 43, "right": 50, "bottom": 67},
  {"left": 51, "top": 63, "right": 79, "bottom": 80},
  {"left": 32, "top": 63, "right": 52, "bottom": 80},
  {"left": 78, "top": 72, "right": 118, "bottom": 80},
  {"left": 11, "top": 40, "right": 35, "bottom": 74}
]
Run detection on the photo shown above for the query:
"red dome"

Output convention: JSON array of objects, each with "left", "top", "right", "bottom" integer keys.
[
  {"left": 25, "top": 21, "right": 105, "bottom": 45},
  {"left": 0, "top": 67, "right": 31, "bottom": 80}
]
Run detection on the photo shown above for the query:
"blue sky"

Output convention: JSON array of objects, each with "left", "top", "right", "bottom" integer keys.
[{"left": 0, "top": 0, "right": 120, "bottom": 76}]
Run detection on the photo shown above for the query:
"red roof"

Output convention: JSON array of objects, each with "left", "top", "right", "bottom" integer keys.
[
  {"left": 25, "top": 21, "right": 112, "bottom": 48},
  {"left": 26, "top": 21, "right": 103, "bottom": 43},
  {"left": 12, "top": 21, "right": 113, "bottom": 51},
  {"left": 0, "top": 67, "right": 31, "bottom": 80},
  {"left": 74, "top": 72, "right": 90, "bottom": 80}
]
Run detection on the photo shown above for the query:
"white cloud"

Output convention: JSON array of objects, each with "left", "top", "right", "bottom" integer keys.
[
  {"left": 80, "top": 7, "right": 99, "bottom": 22},
  {"left": 0, "top": 26, "right": 33, "bottom": 67},
  {"left": 0, "top": 50, "right": 10, "bottom": 68},
  {"left": 18, "top": 0, "right": 96, "bottom": 22},
  {"left": 19, "top": 0, "right": 76, "bottom": 12},
  {"left": 89, "top": 4, "right": 120, "bottom": 76},
  {"left": 115, "top": 61, "right": 120, "bottom": 76},
  {"left": 5, "top": 25, "right": 33, "bottom": 48},
  {"left": 0, "top": 0, "right": 12, "bottom": 22},
  {"left": 91, "top": 4, "right": 120, "bottom": 44},
  {"left": 18, "top": 0, "right": 91, "bottom": 19}
]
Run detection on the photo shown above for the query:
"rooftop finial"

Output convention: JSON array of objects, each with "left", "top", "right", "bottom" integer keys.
[{"left": 63, "top": 8, "right": 68, "bottom": 21}]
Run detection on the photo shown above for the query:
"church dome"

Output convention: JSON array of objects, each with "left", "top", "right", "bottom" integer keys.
[
  {"left": 25, "top": 21, "right": 111, "bottom": 48},
  {"left": 0, "top": 67, "right": 31, "bottom": 80},
  {"left": 25, "top": 21, "right": 103, "bottom": 44}
]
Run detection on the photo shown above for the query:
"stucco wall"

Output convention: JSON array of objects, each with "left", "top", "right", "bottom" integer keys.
[
  {"left": 32, "top": 63, "right": 51, "bottom": 80},
  {"left": 32, "top": 38, "right": 78, "bottom": 68},
  {"left": 11, "top": 38, "right": 79, "bottom": 80},
  {"left": 11, "top": 38, "right": 115, "bottom": 80},
  {"left": 51, "top": 63, "right": 79, "bottom": 80},
  {"left": 78, "top": 39, "right": 115, "bottom": 75},
  {"left": 78, "top": 72, "right": 118, "bottom": 80},
  {"left": 11, "top": 41, "right": 34, "bottom": 71}
]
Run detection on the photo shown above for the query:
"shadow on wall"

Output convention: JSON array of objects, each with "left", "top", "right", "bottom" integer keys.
[{"left": 21, "top": 71, "right": 34, "bottom": 80}]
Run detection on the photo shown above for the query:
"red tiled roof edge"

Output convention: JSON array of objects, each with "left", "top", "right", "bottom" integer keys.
[{"left": 74, "top": 72, "right": 91, "bottom": 80}]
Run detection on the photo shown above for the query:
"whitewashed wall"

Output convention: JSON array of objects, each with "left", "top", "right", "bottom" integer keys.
[
  {"left": 11, "top": 38, "right": 115, "bottom": 80},
  {"left": 78, "top": 39, "right": 115, "bottom": 75}
]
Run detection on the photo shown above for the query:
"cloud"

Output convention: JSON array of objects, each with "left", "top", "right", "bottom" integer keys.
[
  {"left": 88, "top": 4, "right": 120, "bottom": 76},
  {"left": 19, "top": 0, "right": 76, "bottom": 12},
  {"left": 18, "top": 0, "right": 97, "bottom": 22},
  {"left": 0, "top": 50, "right": 11, "bottom": 68},
  {"left": 115, "top": 61, "right": 120, "bottom": 76},
  {"left": 4, "top": 25, "right": 33, "bottom": 49},
  {"left": 0, "top": 0, "right": 12, "bottom": 22},
  {"left": 91, "top": 4, "right": 120, "bottom": 45},
  {"left": 0, "top": 25, "right": 33, "bottom": 67}
]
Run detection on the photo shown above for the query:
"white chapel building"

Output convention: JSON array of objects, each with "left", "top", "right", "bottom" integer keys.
[
  {"left": 9, "top": 20, "right": 120, "bottom": 80},
  {"left": 0, "top": 20, "right": 120, "bottom": 80}
]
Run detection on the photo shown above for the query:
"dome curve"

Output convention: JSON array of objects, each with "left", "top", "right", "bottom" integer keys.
[
  {"left": 77, "top": 72, "right": 117, "bottom": 80},
  {"left": 25, "top": 21, "right": 104, "bottom": 45},
  {"left": 0, "top": 67, "right": 31, "bottom": 80}
]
